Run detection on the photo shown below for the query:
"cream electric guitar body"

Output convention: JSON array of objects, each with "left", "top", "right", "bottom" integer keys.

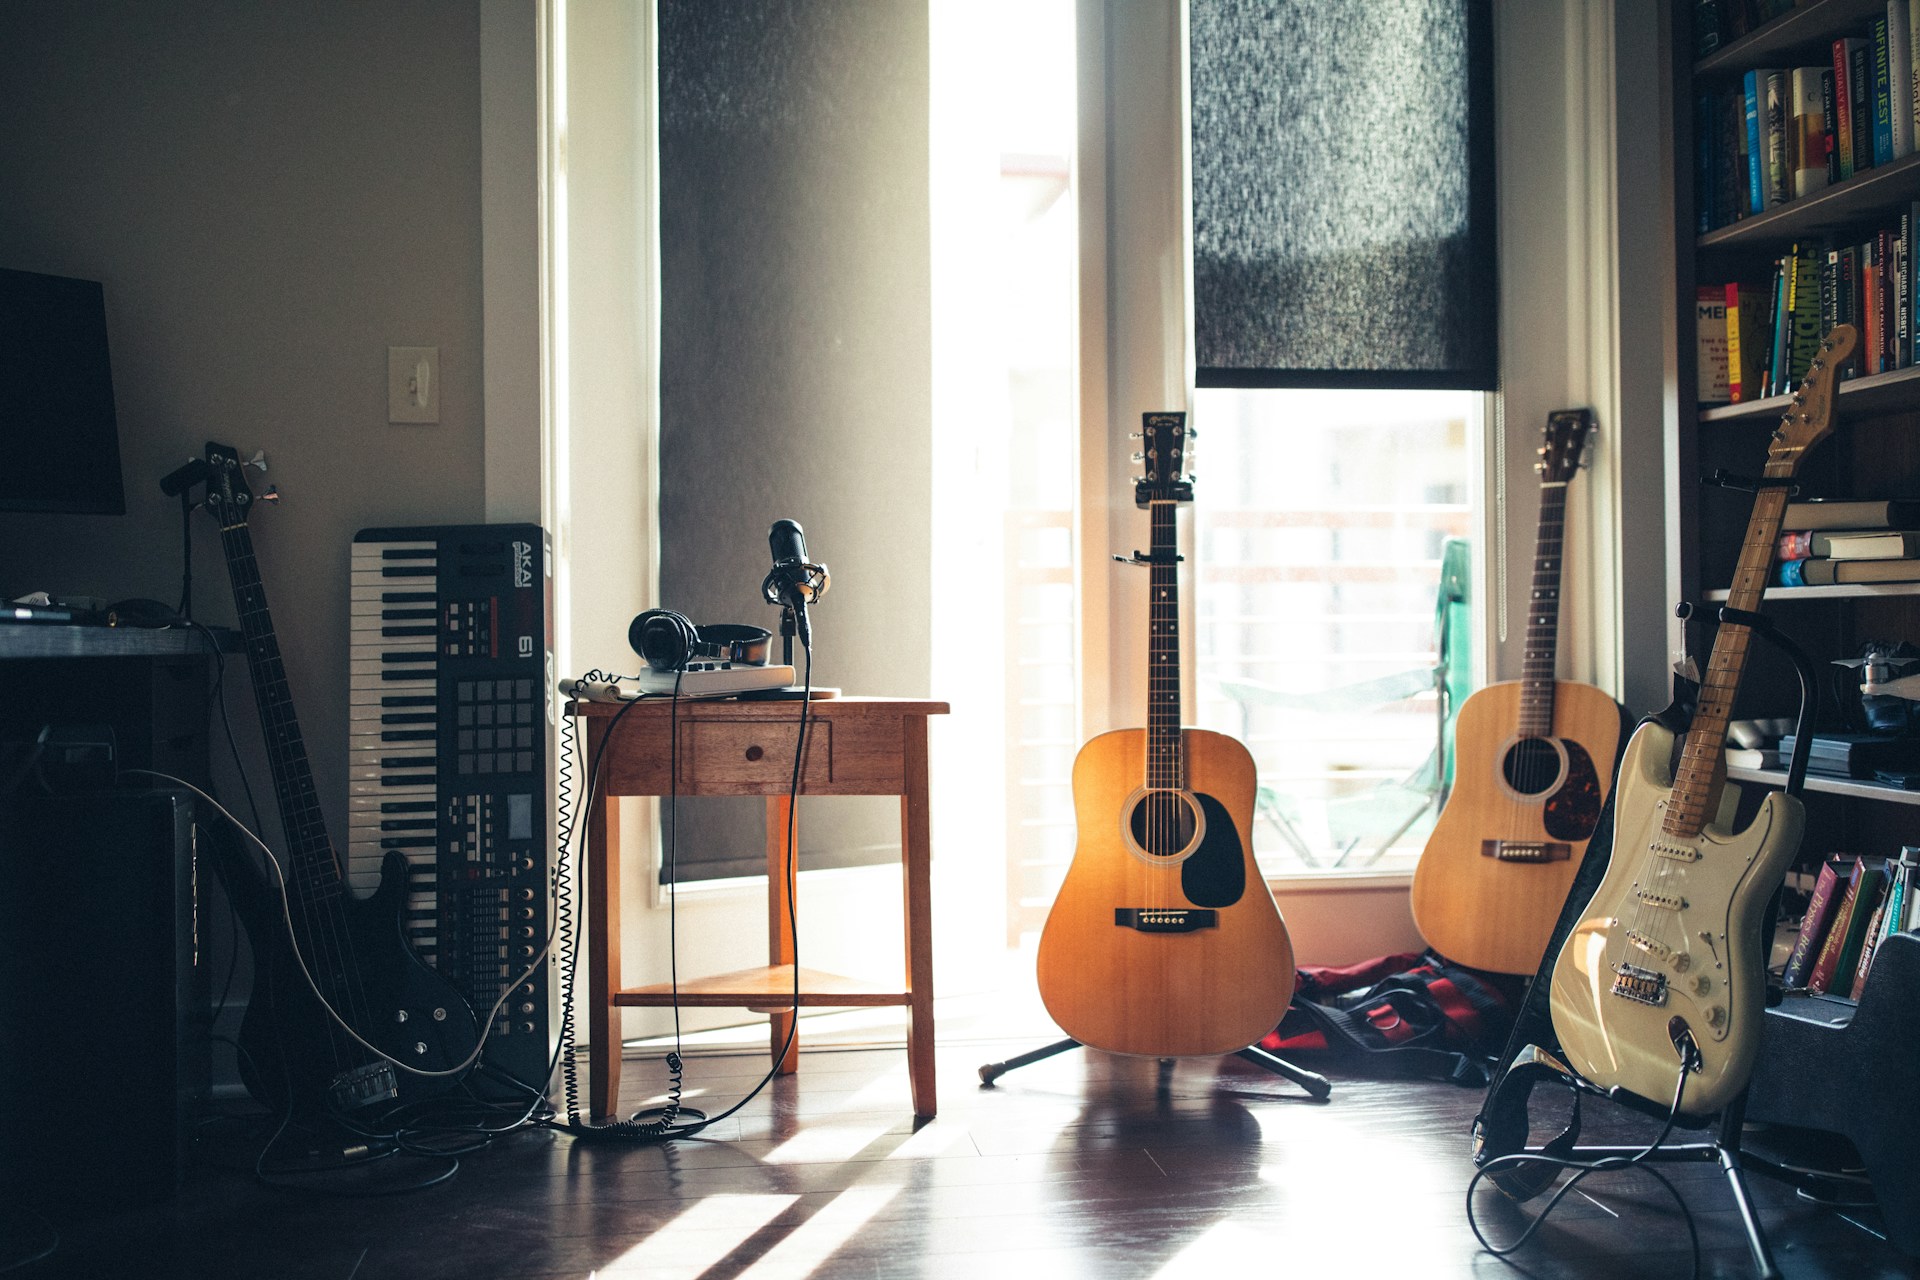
[
  {"left": 1036, "top": 412, "right": 1296, "bottom": 1059},
  {"left": 1549, "top": 324, "right": 1855, "bottom": 1116}
]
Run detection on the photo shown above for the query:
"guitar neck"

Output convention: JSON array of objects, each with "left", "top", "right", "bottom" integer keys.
[
  {"left": 1664, "top": 471, "right": 1794, "bottom": 838},
  {"left": 1146, "top": 499, "right": 1183, "bottom": 790},
  {"left": 216, "top": 519, "right": 343, "bottom": 896},
  {"left": 1518, "top": 479, "right": 1568, "bottom": 736}
]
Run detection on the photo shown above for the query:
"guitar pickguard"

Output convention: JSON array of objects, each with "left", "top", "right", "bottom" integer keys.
[
  {"left": 1181, "top": 792, "right": 1246, "bottom": 908},
  {"left": 1542, "top": 739, "right": 1605, "bottom": 841}
]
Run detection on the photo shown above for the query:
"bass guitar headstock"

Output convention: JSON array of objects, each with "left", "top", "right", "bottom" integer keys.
[
  {"left": 201, "top": 442, "right": 274, "bottom": 529},
  {"left": 1134, "top": 412, "right": 1194, "bottom": 507}
]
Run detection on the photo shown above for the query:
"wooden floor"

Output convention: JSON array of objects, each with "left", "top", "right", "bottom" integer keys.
[{"left": 11, "top": 1036, "right": 1920, "bottom": 1279}]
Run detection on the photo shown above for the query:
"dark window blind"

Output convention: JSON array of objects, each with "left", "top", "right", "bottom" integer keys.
[{"left": 1190, "top": 0, "right": 1497, "bottom": 390}]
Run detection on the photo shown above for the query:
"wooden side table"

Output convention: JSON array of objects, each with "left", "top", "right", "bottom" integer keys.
[{"left": 572, "top": 695, "right": 949, "bottom": 1119}]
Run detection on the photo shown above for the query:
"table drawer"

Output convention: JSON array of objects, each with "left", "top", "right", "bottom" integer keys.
[{"left": 681, "top": 718, "right": 832, "bottom": 789}]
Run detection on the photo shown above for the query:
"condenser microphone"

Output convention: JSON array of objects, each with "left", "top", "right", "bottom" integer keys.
[
  {"left": 768, "top": 518, "right": 808, "bottom": 586},
  {"left": 762, "top": 518, "right": 828, "bottom": 649}
]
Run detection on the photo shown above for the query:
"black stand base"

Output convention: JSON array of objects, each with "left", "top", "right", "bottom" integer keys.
[{"left": 977, "top": 1037, "right": 1332, "bottom": 1100}]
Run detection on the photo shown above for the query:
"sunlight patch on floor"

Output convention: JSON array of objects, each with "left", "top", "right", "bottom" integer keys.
[
  {"left": 731, "top": 1184, "right": 904, "bottom": 1280},
  {"left": 604, "top": 1193, "right": 794, "bottom": 1273}
]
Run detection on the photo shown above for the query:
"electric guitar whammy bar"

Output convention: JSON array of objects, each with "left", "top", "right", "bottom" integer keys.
[
  {"left": 1036, "top": 412, "right": 1296, "bottom": 1057},
  {"left": 1548, "top": 324, "right": 1856, "bottom": 1114},
  {"left": 1411, "top": 409, "right": 1627, "bottom": 976}
]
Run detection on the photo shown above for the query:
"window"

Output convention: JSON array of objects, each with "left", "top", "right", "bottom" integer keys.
[{"left": 1193, "top": 387, "right": 1480, "bottom": 876}]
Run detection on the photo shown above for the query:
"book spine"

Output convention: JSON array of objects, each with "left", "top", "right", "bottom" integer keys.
[
  {"left": 1790, "top": 244, "right": 1823, "bottom": 383},
  {"left": 1882, "top": 227, "right": 1898, "bottom": 372},
  {"left": 1779, "top": 530, "right": 1814, "bottom": 559},
  {"left": 1807, "top": 862, "right": 1866, "bottom": 993},
  {"left": 1841, "top": 243, "right": 1862, "bottom": 376},
  {"left": 1694, "top": 0, "right": 1723, "bottom": 58},
  {"left": 1784, "top": 858, "right": 1849, "bottom": 988},
  {"left": 1850, "top": 884, "right": 1892, "bottom": 999},
  {"left": 1747, "top": 70, "right": 1767, "bottom": 214},
  {"left": 1877, "top": 17, "right": 1897, "bottom": 165},
  {"left": 1900, "top": 209, "right": 1913, "bottom": 368},
  {"left": 1892, "top": 2, "right": 1916, "bottom": 159},
  {"left": 1767, "top": 70, "right": 1791, "bottom": 204},
  {"left": 1865, "top": 239, "right": 1882, "bottom": 375},
  {"left": 1771, "top": 252, "right": 1793, "bottom": 395},
  {"left": 1775, "top": 557, "right": 1809, "bottom": 587},
  {"left": 1824, "top": 67, "right": 1841, "bottom": 186},
  {"left": 1726, "top": 282, "right": 1748, "bottom": 402},
  {"left": 1697, "top": 90, "right": 1717, "bottom": 234},
  {"left": 1836, "top": 38, "right": 1858, "bottom": 179},
  {"left": 1855, "top": 42, "right": 1877, "bottom": 172},
  {"left": 1792, "top": 67, "right": 1831, "bottom": 198}
]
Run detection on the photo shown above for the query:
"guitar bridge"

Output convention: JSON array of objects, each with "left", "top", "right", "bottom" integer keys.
[
  {"left": 1115, "top": 908, "right": 1216, "bottom": 933},
  {"left": 330, "top": 1060, "right": 400, "bottom": 1112},
  {"left": 1610, "top": 963, "right": 1669, "bottom": 1006},
  {"left": 1480, "top": 840, "right": 1571, "bottom": 863}
]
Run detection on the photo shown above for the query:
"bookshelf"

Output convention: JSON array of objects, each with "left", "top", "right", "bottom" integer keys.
[{"left": 1677, "top": 0, "right": 1920, "bottom": 1253}]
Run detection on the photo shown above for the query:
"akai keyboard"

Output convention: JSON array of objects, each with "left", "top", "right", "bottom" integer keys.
[{"left": 348, "top": 524, "right": 553, "bottom": 1095}]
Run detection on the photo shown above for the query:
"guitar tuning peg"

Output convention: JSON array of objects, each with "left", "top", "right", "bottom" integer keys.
[
  {"left": 245, "top": 450, "right": 268, "bottom": 472},
  {"left": 1127, "top": 432, "right": 1144, "bottom": 440},
  {"left": 259, "top": 485, "right": 281, "bottom": 503},
  {"left": 1131, "top": 451, "right": 1146, "bottom": 462},
  {"left": 1187, "top": 427, "right": 1199, "bottom": 439}
]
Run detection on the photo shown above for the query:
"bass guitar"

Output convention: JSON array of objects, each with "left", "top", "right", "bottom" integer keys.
[
  {"left": 201, "top": 443, "right": 478, "bottom": 1118},
  {"left": 1411, "top": 409, "right": 1628, "bottom": 975},
  {"left": 1548, "top": 325, "right": 1855, "bottom": 1114},
  {"left": 1036, "top": 412, "right": 1296, "bottom": 1058}
]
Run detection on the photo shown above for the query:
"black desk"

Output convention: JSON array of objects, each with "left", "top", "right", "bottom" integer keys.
[{"left": 0, "top": 623, "right": 235, "bottom": 786}]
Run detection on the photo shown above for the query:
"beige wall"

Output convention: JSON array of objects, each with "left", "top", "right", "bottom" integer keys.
[{"left": 0, "top": 1, "right": 490, "bottom": 846}]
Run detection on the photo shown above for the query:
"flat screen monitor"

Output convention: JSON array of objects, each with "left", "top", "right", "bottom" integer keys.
[{"left": 0, "top": 268, "right": 126, "bottom": 515}]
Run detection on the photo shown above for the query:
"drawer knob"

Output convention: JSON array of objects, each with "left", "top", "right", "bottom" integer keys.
[{"left": 745, "top": 744, "right": 764, "bottom": 762}]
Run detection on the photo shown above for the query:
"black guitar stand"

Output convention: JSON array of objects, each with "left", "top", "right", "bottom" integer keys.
[
  {"left": 1472, "top": 602, "right": 1817, "bottom": 1280},
  {"left": 978, "top": 1037, "right": 1333, "bottom": 1100}
]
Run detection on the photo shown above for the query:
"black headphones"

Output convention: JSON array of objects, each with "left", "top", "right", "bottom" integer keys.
[{"left": 628, "top": 609, "right": 773, "bottom": 673}]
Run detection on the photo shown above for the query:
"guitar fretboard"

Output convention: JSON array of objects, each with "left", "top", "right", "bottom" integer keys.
[
  {"left": 1518, "top": 482, "right": 1568, "bottom": 737},
  {"left": 1146, "top": 500, "right": 1183, "bottom": 791},
  {"left": 216, "top": 516, "right": 345, "bottom": 912}
]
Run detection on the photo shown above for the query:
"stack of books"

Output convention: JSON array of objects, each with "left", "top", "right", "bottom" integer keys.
[
  {"left": 1774, "top": 498, "right": 1920, "bottom": 585},
  {"left": 1782, "top": 850, "right": 1919, "bottom": 998}
]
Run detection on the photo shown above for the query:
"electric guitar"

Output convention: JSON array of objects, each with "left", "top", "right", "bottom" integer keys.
[
  {"left": 1410, "top": 409, "right": 1628, "bottom": 975},
  {"left": 201, "top": 443, "right": 478, "bottom": 1118},
  {"left": 1548, "top": 325, "right": 1856, "bottom": 1115},
  {"left": 1035, "top": 412, "right": 1296, "bottom": 1058}
]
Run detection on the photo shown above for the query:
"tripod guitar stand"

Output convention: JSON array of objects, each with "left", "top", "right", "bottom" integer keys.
[{"left": 978, "top": 1035, "right": 1331, "bottom": 1098}]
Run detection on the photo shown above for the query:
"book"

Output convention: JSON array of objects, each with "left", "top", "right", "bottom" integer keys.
[
  {"left": 1766, "top": 69, "right": 1792, "bottom": 205},
  {"left": 1694, "top": 0, "right": 1722, "bottom": 59},
  {"left": 1783, "top": 498, "right": 1920, "bottom": 530},
  {"left": 1824, "top": 67, "right": 1841, "bottom": 187},
  {"left": 1769, "top": 252, "right": 1791, "bottom": 395},
  {"left": 1876, "top": 16, "right": 1897, "bottom": 166},
  {"left": 1816, "top": 529, "right": 1920, "bottom": 558},
  {"left": 1724, "top": 746, "right": 1773, "bottom": 769},
  {"left": 1778, "top": 529, "right": 1814, "bottom": 559},
  {"left": 1727, "top": 280, "right": 1768, "bottom": 400},
  {"left": 1697, "top": 286, "right": 1730, "bottom": 401},
  {"left": 1784, "top": 856, "right": 1854, "bottom": 988},
  {"left": 1808, "top": 857, "right": 1888, "bottom": 994},
  {"left": 1893, "top": 1, "right": 1916, "bottom": 160},
  {"left": 1778, "top": 733, "right": 1920, "bottom": 776},
  {"left": 1836, "top": 36, "right": 1865, "bottom": 179},
  {"left": 1788, "top": 243, "right": 1823, "bottom": 384},
  {"left": 1900, "top": 206, "right": 1913, "bottom": 369},
  {"left": 1864, "top": 236, "right": 1882, "bottom": 375},
  {"left": 1839, "top": 242, "right": 1862, "bottom": 377},
  {"left": 1855, "top": 853, "right": 1916, "bottom": 997},
  {"left": 1745, "top": 69, "right": 1777, "bottom": 214},
  {"left": 1854, "top": 39, "right": 1878, "bottom": 173},
  {"left": 1881, "top": 227, "right": 1899, "bottom": 372},
  {"left": 1849, "top": 878, "right": 1895, "bottom": 998},
  {"left": 1791, "top": 66, "right": 1832, "bottom": 197},
  {"left": 1774, "top": 557, "right": 1812, "bottom": 586},
  {"left": 1789, "top": 556, "right": 1920, "bottom": 587}
]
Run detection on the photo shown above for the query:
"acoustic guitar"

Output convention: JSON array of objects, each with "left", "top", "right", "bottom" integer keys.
[
  {"left": 201, "top": 442, "right": 478, "bottom": 1118},
  {"left": 1036, "top": 412, "right": 1296, "bottom": 1058},
  {"left": 1411, "top": 409, "right": 1628, "bottom": 976},
  {"left": 1549, "top": 325, "right": 1855, "bottom": 1115}
]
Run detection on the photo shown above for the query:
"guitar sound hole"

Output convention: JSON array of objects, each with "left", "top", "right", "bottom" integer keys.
[
  {"left": 1128, "top": 791, "right": 1199, "bottom": 859},
  {"left": 1502, "top": 738, "right": 1564, "bottom": 797}
]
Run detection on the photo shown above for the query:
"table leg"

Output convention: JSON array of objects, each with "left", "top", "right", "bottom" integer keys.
[
  {"left": 767, "top": 794, "right": 799, "bottom": 1075},
  {"left": 901, "top": 716, "right": 937, "bottom": 1117},
  {"left": 588, "top": 758, "right": 624, "bottom": 1121}
]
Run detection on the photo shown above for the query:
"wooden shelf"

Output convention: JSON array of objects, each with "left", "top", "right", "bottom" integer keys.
[
  {"left": 1728, "top": 764, "right": 1920, "bottom": 805},
  {"left": 613, "top": 964, "right": 910, "bottom": 1009},
  {"left": 1705, "top": 581, "right": 1920, "bottom": 601},
  {"left": 1698, "top": 151, "right": 1920, "bottom": 254},
  {"left": 1696, "top": 0, "right": 1892, "bottom": 77},
  {"left": 1700, "top": 364, "right": 1920, "bottom": 425}
]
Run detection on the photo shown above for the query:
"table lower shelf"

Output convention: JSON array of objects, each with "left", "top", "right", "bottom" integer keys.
[{"left": 613, "top": 964, "right": 911, "bottom": 1010}]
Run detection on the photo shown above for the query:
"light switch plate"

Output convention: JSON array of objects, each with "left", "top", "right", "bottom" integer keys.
[{"left": 388, "top": 346, "right": 440, "bottom": 424}]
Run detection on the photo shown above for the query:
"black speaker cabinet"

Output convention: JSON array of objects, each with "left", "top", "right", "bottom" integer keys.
[{"left": 0, "top": 788, "right": 209, "bottom": 1206}]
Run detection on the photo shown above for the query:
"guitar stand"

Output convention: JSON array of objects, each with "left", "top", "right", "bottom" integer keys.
[
  {"left": 977, "top": 1037, "right": 1333, "bottom": 1101},
  {"left": 1484, "top": 608, "right": 1817, "bottom": 1280}
]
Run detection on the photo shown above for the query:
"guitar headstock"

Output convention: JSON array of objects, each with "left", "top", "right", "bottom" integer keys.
[
  {"left": 1134, "top": 412, "right": 1194, "bottom": 507},
  {"left": 1537, "top": 409, "right": 1595, "bottom": 484},
  {"left": 202, "top": 441, "right": 255, "bottom": 529},
  {"left": 1768, "top": 323, "right": 1857, "bottom": 473}
]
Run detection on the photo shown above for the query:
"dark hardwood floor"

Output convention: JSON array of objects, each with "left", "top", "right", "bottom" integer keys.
[{"left": 10, "top": 1036, "right": 1917, "bottom": 1279}]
